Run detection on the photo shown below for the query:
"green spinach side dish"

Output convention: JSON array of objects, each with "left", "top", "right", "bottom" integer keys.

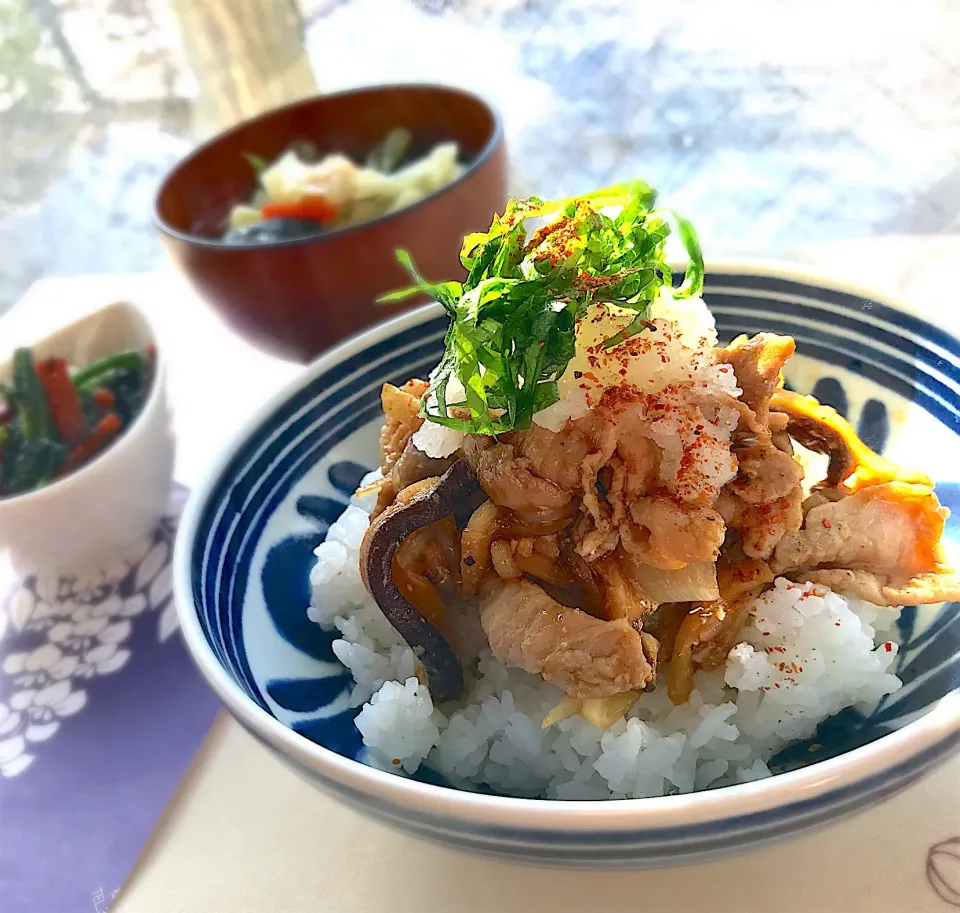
[{"left": 0, "top": 346, "right": 154, "bottom": 498}]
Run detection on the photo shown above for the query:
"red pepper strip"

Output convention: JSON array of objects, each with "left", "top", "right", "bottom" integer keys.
[
  {"left": 35, "top": 357, "right": 87, "bottom": 443},
  {"left": 92, "top": 387, "right": 115, "bottom": 409},
  {"left": 260, "top": 195, "right": 337, "bottom": 223},
  {"left": 64, "top": 412, "right": 122, "bottom": 473}
]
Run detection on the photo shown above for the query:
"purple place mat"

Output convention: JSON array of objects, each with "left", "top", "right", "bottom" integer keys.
[{"left": 0, "top": 485, "right": 222, "bottom": 913}]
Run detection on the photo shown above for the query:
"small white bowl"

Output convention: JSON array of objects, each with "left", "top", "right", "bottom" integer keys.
[{"left": 0, "top": 301, "right": 174, "bottom": 574}]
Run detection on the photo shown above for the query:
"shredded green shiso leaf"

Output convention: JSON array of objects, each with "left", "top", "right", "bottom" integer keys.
[
  {"left": 242, "top": 152, "right": 269, "bottom": 175},
  {"left": 380, "top": 180, "right": 704, "bottom": 435}
]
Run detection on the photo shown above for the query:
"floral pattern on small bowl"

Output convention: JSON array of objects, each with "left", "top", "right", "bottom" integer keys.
[{"left": 0, "top": 485, "right": 187, "bottom": 777}]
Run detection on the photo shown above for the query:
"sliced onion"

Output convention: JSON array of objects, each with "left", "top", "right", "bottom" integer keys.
[
  {"left": 541, "top": 696, "right": 581, "bottom": 729},
  {"left": 580, "top": 692, "right": 640, "bottom": 729},
  {"left": 541, "top": 691, "right": 640, "bottom": 731},
  {"left": 625, "top": 559, "right": 719, "bottom": 605}
]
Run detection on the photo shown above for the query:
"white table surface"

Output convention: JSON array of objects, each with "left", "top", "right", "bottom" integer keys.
[{"left": 5, "top": 240, "right": 960, "bottom": 913}]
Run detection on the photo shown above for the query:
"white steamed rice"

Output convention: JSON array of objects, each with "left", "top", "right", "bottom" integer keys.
[{"left": 306, "top": 481, "right": 902, "bottom": 800}]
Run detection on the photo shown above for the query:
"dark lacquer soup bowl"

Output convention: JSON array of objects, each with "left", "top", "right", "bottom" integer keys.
[{"left": 156, "top": 84, "right": 507, "bottom": 362}]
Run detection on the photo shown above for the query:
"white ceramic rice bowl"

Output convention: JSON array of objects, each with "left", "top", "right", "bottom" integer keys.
[{"left": 173, "top": 263, "right": 960, "bottom": 867}]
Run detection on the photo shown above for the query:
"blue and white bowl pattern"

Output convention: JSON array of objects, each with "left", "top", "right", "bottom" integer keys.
[{"left": 175, "top": 266, "right": 960, "bottom": 867}]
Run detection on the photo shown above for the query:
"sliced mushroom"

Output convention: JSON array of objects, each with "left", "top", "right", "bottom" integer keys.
[
  {"left": 771, "top": 388, "right": 932, "bottom": 491},
  {"left": 770, "top": 389, "right": 854, "bottom": 487},
  {"left": 666, "top": 550, "right": 774, "bottom": 705},
  {"left": 393, "top": 437, "right": 456, "bottom": 490},
  {"left": 360, "top": 460, "right": 478, "bottom": 703}
]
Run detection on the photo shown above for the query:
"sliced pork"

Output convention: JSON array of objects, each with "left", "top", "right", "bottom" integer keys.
[{"left": 479, "top": 577, "right": 654, "bottom": 698}]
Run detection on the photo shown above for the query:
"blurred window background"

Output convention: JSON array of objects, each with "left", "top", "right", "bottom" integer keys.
[{"left": 1, "top": 0, "right": 958, "bottom": 316}]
